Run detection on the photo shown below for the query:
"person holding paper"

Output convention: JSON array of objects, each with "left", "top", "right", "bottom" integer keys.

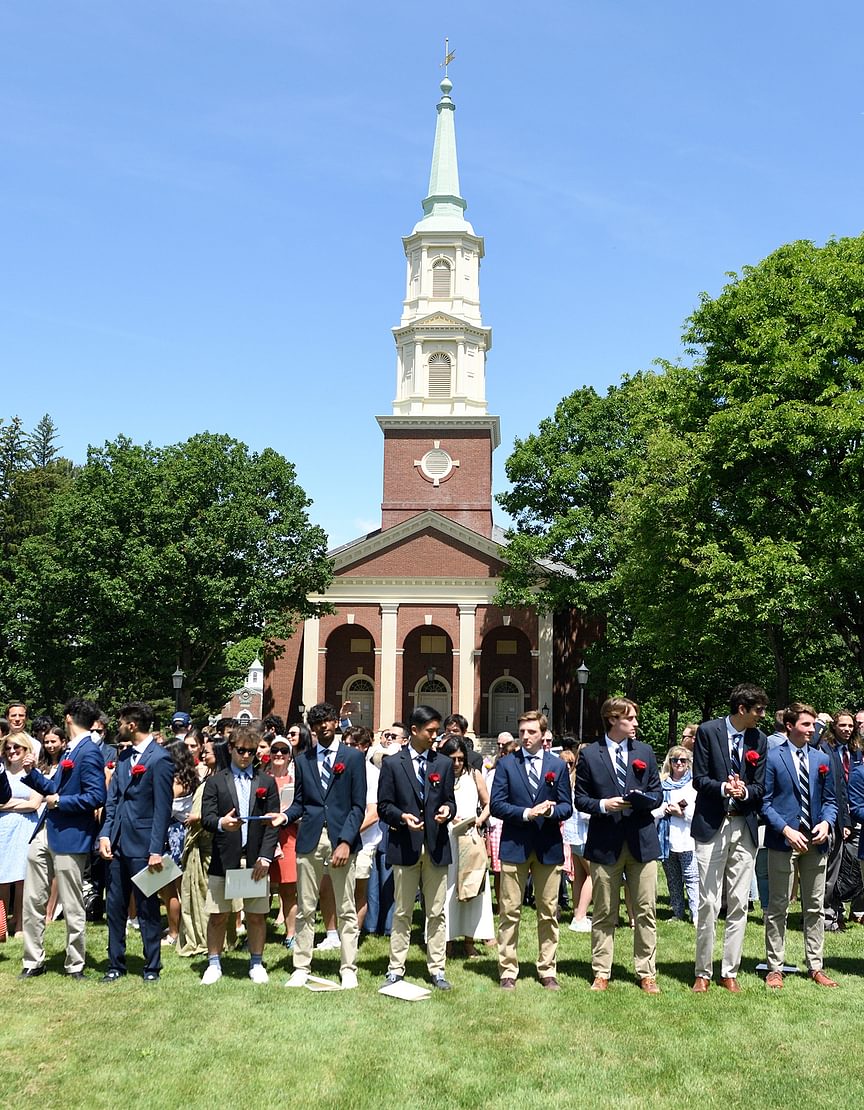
[
  {"left": 200, "top": 727, "right": 280, "bottom": 984},
  {"left": 98, "top": 702, "right": 174, "bottom": 982},
  {"left": 19, "top": 698, "right": 106, "bottom": 980}
]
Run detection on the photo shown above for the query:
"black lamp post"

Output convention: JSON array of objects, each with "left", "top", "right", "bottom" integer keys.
[
  {"left": 297, "top": 702, "right": 306, "bottom": 723},
  {"left": 172, "top": 667, "right": 185, "bottom": 711},
  {"left": 576, "top": 661, "right": 589, "bottom": 741}
]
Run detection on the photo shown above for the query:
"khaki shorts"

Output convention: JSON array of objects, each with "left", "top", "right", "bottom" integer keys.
[
  {"left": 354, "top": 843, "right": 376, "bottom": 881},
  {"left": 205, "top": 875, "right": 270, "bottom": 916}
]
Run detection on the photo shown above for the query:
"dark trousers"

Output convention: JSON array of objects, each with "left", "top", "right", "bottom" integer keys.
[
  {"left": 106, "top": 854, "right": 163, "bottom": 976},
  {"left": 364, "top": 848, "right": 395, "bottom": 935}
]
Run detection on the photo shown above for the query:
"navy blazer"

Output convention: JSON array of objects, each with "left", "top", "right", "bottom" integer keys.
[
  {"left": 23, "top": 736, "right": 106, "bottom": 854},
  {"left": 490, "top": 749, "right": 572, "bottom": 866},
  {"left": 282, "top": 743, "right": 366, "bottom": 855},
  {"left": 811, "top": 739, "right": 849, "bottom": 832},
  {"left": 762, "top": 742, "right": 837, "bottom": 852},
  {"left": 201, "top": 768, "right": 281, "bottom": 876},
  {"left": 100, "top": 741, "right": 175, "bottom": 858},
  {"left": 377, "top": 747, "right": 457, "bottom": 867},
  {"left": 0, "top": 767, "right": 10, "bottom": 806},
  {"left": 574, "top": 738, "right": 662, "bottom": 865},
  {"left": 692, "top": 718, "right": 766, "bottom": 845},
  {"left": 846, "top": 764, "right": 864, "bottom": 858}
]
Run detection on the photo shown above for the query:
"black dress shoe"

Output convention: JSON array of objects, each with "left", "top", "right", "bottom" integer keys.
[
  {"left": 431, "top": 974, "right": 452, "bottom": 991},
  {"left": 66, "top": 971, "right": 86, "bottom": 980},
  {"left": 18, "top": 966, "right": 46, "bottom": 979},
  {"left": 99, "top": 970, "right": 125, "bottom": 983},
  {"left": 142, "top": 971, "right": 160, "bottom": 982}
]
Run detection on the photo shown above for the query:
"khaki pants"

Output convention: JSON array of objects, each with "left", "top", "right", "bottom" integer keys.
[
  {"left": 22, "top": 826, "right": 88, "bottom": 973},
  {"left": 695, "top": 816, "right": 756, "bottom": 979},
  {"left": 294, "top": 828, "right": 358, "bottom": 974},
  {"left": 388, "top": 847, "right": 448, "bottom": 977},
  {"left": 590, "top": 845, "right": 657, "bottom": 979},
  {"left": 497, "top": 855, "right": 560, "bottom": 980},
  {"left": 765, "top": 846, "right": 827, "bottom": 972}
]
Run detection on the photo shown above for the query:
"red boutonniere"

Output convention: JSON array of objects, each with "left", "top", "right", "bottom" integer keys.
[
  {"left": 60, "top": 759, "right": 75, "bottom": 770},
  {"left": 332, "top": 762, "right": 345, "bottom": 775},
  {"left": 745, "top": 750, "right": 760, "bottom": 766},
  {"left": 260, "top": 753, "right": 270, "bottom": 764},
  {"left": 131, "top": 764, "right": 147, "bottom": 777},
  {"left": 632, "top": 759, "right": 647, "bottom": 774},
  {"left": 255, "top": 786, "right": 268, "bottom": 799},
  {"left": 429, "top": 772, "right": 441, "bottom": 786},
  {"left": 545, "top": 771, "right": 556, "bottom": 785},
  {"left": 106, "top": 761, "right": 116, "bottom": 770},
  {"left": 818, "top": 764, "right": 829, "bottom": 777}
]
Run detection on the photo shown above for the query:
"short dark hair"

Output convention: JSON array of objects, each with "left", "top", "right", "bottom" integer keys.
[
  {"left": 63, "top": 698, "right": 101, "bottom": 730},
  {"left": 215, "top": 717, "right": 236, "bottom": 735},
  {"left": 410, "top": 705, "right": 442, "bottom": 731},
  {"left": 307, "top": 702, "right": 338, "bottom": 727},
  {"left": 262, "top": 715, "right": 285, "bottom": 736},
  {"left": 728, "top": 683, "right": 768, "bottom": 714},
  {"left": 783, "top": 702, "right": 817, "bottom": 728},
  {"left": 439, "top": 735, "right": 468, "bottom": 762},
  {"left": 391, "top": 721, "right": 406, "bottom": 733},
  {"left": 118, "top": 701, "right": 154, "bottom": 733},
  {"left": 443, "top": 713, "right": 468, "bottom": 734},
  {"left": 31, "top": 715, "right": 55, "bottom": 739}
]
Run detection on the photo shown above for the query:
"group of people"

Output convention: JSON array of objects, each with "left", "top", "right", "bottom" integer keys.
[{"left": 2, "top": 686, "right": 864, "bottom": 994}]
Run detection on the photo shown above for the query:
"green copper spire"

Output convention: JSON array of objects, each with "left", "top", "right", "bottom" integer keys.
[{"left": 414, "top": 76, "right": 474, "bottom": 234}]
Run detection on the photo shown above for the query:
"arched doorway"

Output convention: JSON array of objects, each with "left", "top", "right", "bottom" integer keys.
[
  {"left": 414, "top": 675, "right": 452, "bottom": 722},
  {"left": 401, "top": 624, "right": 454, "bottom": 725},
  {"left": 343, "top": 675, "right": 375, "bottom": 729},
  {"left": 489, "top": 677, "right": 524, "bottom": 736}
]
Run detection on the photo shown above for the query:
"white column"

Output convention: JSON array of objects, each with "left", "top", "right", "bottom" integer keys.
[
  {"left": 379, "top": 603, "right": 399, "bottom": 729},
  {"left": 458, "top": 604, "right": 477, "bottom": 731},
  {"left": 301, "top": 616, "right": 320, "bottom": 713},
  {"left": 537, "top": 610, "right": 554, "bottom": 719}
]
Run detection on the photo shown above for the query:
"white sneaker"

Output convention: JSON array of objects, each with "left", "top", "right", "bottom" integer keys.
[
  {"left": 340, "top": 969, "right": 358, "bottom": 990},
  {"left": 315, "top": 934, "right": 341, "bottom": 950},
  {"left": 285, "top": 969, "right": 309, "bottom": 988},
  {"left": 248, "top": 964, "right": 269, "bottom": 985},
  {"left": 569, "top": 917, "right": 592, "bottom": 933},
  {"left": 201, "top": 965, "right": 223, "bottom": 985},
  {"left": 126, "top": 917, "right": 140, "bottom": 932}
]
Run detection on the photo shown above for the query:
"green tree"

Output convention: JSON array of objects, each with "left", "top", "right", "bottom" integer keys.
[
  {"left": 13, "top": 432, "right": 332, "bottom": 711},
  {"left": 27, "top": 414, "right": 61, "bottom": 468}
]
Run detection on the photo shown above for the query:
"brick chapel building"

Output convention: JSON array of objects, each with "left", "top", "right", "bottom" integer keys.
[{"left": 266, "top": 76, "right": 593, "bottom": 738}]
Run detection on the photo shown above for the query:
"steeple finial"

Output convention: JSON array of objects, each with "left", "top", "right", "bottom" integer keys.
[
  {"left": 440, "top": 37, "right": 455, "bottom": 76},
  {"left": 415, "top": 50, "right": 471, "bottom": 232}
]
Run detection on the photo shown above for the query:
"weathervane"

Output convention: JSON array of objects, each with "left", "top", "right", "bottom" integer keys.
[{"left": 440, "top": 38, "right": 455, "bottom": 76}]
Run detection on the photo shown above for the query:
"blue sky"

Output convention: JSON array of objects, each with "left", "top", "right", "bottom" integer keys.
[{"left": 3, "top": 2, "right": 862, "bottom": 546}]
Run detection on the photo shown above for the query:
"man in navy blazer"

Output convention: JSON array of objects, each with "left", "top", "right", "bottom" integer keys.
[
  {"left": 98, "top": 702, "right": 174, "bottom": 982},
  {"left": 19, "top": 698, "right": 107, "bottom": 979},
  {"left": 762, "top": 702, "right": 838, "bottom": 988},
  {"left": 574, "top": 697, "right": 662, "bottom": 993},
  {"left": 279, "top": 702, "right": 366, "bottom": 989},
  {"left": 691, "top": 682, "right": 768, "bottom": 993},
  {"left": 377, "top": 704, "right": 457, "bottom": 990},
  {"left": 490, "top": 709, "right": 572, "bottom": 991}
]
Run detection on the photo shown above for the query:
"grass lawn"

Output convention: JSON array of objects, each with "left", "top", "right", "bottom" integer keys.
[{"left": 1, "top": 894, "right": 862, "bottom": 1110}]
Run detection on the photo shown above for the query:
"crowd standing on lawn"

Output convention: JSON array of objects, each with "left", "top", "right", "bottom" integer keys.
[{"left": 2, "top": 687, "right": 864, "bottom": 995}]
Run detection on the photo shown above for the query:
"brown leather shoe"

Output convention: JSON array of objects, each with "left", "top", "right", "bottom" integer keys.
[
  {"left": 765, "top": 971, "right": 784, "bottom": 989},
  {"left": 719, "top": 976, "right": 742, "bottom": 993},
  {"left": 639, "top": 977, "right": 661, "bottom": 995},
  {"left": 540, "top": 976, "right": 560, "bottom": 991},
  {"left": 809, "top": 969, "right": 838, "bottom": 988},
  {"left": 691, "top": 976, "right": 710, "bottom": 993},
  {"left": 590, "top": 976, "right": 609, "bottom": 991},
  {"left": 499, "top": 977, "right": 516, "bottom": 991}
]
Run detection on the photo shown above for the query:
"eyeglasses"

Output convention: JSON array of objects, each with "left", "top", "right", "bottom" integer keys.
[
  {"left": 270, "top": 746, "right": 290, "bottom": 755},
  {"left": 233, "top": 747, "right": 257, "bottom": 755}
]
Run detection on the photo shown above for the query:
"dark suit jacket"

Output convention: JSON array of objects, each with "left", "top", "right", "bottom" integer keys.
[
  {"left": 692, "top": 718, "right": 766, "bottom": 845},
  {"left": 94, "top": 741, "right": 118, "bottom": 768},
  {"left": 282, "top": 743, "right": 366, "bottom": 855},
  {"left": 377, "top": 746, "right": 457, "bottom": 866},
  {"left": 811, "top": 739, "right": 849, "bottom": 832},
  {"left": 846, "top": 765, "right": 864, "bottom": 858},
  {"left": 23, "top": 737, "right": 106, "bottom": 853},
  {"left": 100, "top": 740, "right": 175, "bottom": 858},
  {"left": 490, "top": 749, "right": 572, "bottom": 865},
  {"left": 573, "top": 738, "right": 662, "bottom": 864},
  {"left": 201, "top": 768, "right": 280, "bottom": 876},
  {"left": 0, "top": 767, "right": 11, "bottom": 806},
  {"left": 762, "top": 742, "right": 837, "bottom": 852}
]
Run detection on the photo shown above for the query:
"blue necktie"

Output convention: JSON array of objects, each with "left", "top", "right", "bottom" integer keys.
[
  {"left": 416, "top": 755, "right": 426, "bottom": 800},
  {"left": 730, "top": 734, "right": 742, "bottom": 775},
  {"left": 526, "top": 755, "right": 540, "bottom": 795},
  {"left": 615, "top": 744, "right": 627, "bottom": 793},
  {"left": 320, "top": 749, "right": 333, "bottom": 790},
  {"left": 797, "top": 748, "right": 811, "bottom": 833}
]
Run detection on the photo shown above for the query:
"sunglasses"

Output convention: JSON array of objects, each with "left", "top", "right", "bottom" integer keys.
[
  {"left": 5, "top": 743, "right": 26, "bottom": 752},
  {"left": 270, "top": 746, "right": 290, "bottom": 755},
  {"left": 670, "top": 757, "right": 690, "bottom": 765},
  {"left": 233, "top": 747, "right": 257, "bottom": 755}
]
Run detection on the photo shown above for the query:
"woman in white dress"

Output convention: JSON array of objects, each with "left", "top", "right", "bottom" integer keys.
[
  {"left": 439, "top": 736, "right": 495, "bottom": 956},
  {"left": 0, "top": 733, "right": 41, "bottom": 937}
]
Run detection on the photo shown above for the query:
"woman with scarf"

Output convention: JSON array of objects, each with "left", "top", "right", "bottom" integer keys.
[{"left": 654, "top": 745, "right": 699, "bottom": 923}]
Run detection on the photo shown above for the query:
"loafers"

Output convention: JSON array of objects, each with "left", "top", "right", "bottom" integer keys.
[
  {"left": 639, "top": 977, "right": 661, "bottom": 995},
  {"left": 765, "top": 971, "right": 784, "bottom": 989},
  {"left": 18, "top": 966, "right": 47, "bottom": 980},
  {"left": 692, "top": 976, "right": 710, "bottom": 993},
  {"left": 540, "top": 976, "right": 560, "bottom": 991},
  {"left": 809, "top": 969, "right": 838, "bottom": 987},
  {"left": 719, "top": 977, "right": 741, "bottom": 993},
  {"left": 499, "top": 977, "right": 516, "bottom": 991},
  {"left": 590, "top": 976, "right": 609, "bottom": 991}
]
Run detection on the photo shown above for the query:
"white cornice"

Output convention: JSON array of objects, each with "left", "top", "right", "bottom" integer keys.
[
  {"left": 309, "top": 578, "right": 502, "bottom": 605},
  {"left": 376, "top": 415, "right": 501, "bottom": 449}
]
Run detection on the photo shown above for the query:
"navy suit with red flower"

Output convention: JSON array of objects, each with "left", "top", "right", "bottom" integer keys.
[
  {"left": 573, "top": 739, "right": 662, "bottom": 865},
  {"left": 377, "top": 747, "right": 457, "bottom": 866}
]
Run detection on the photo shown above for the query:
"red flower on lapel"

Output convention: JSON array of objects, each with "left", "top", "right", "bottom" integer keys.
[
  {"left": 60, "top": 759, "right": 75, "bottom": 770},
  {"left": 256, "top": 786, "right": 268, "bottom": 799},
  {"left": 818, "top": 764, "right": 829, "bottom": 777},
  {"left": 545, "top": 771, "right": 556, "bottom": 785},
  {"left": 429, "top": 772, "right": 441, "bottom": 786},
  {"left": 632, "top": 759, "right": 647, "bottom": 774},
  {"left": 332, "top": 762, "right": 345, "bottom": 775},
  {"left": 106, "top": 761, "right": 116, "bottom": 770},
  {"left": 131, "top": 764, "right": 147, "bottom": 777},
  {"left": 745, "top": 750, "right": 760, "bottom": 766}
]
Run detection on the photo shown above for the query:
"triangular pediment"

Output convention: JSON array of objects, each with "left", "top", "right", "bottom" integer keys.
[{"left": 329, "top": 511, "right": 505, "bottom": 575}]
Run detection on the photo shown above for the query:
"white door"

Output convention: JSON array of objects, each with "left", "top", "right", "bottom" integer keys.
[
  {"left": 490, "top": 680, "right": 523, "bottom": 735},
  {"left": 345, "top": 679, "right": 374, "bottom": 729},
  {"left": 417, "top": 679, "right": 451, "bottom": 722}
]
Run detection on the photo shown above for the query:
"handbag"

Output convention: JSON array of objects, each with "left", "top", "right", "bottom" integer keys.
[{"left": 456, "top": 827, "right": 488, "bottom": 901}]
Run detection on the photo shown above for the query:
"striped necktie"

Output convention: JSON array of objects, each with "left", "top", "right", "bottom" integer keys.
[
  {"left": 730, "top": 734, "right": 742, "bottom": 775},
  {"left": 416, "top": 754, "right": 426, "bottom": 799},
  {"left": 797, "top": 748, "right": 811, "bottom": 833},
  {"left": 320, "top": 748, "right": 333, "bottom": 790},
  {"left": 526, "top": 755, "right": 540, "bottom": 795},
  {"left": 615, "top": 743, "right": 627, "bottom": 792}
]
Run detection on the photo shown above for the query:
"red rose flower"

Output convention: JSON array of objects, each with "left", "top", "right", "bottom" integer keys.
[
  {"left": 106, "top": 761, "right": 116, "bottom": 770},
  {"left": 632, "top": 759, "right": 647, "bottom": 773},
  {"left": 545, "top": 771, "right": 556, "bottom": 785},
  {"left": 429, "top": 772, "right": 441, "bottom": 786},
  {"left": 260, "top": 753, "right": 270, "bottom": 764},
  {"left": 818, "top": 764, "right": 829, "bottom": 777},
  {"left": 60, "top": 759, "right": 75, "bottom": 770},
  {"left": 333, "top": 762, "right": 345, "bottom": 775},
  {"left": 256, "top": 787, "right": 268, "bottom": 799},
  {"left": 131, "top": 764, "right": 147, "bottom": 777},
  {"left": 745, "top": 749, "right": 760, "bottom": 766}
]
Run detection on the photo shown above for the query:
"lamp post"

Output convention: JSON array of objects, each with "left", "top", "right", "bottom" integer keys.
[
  {"left": 171, "top": 666, "right": 185, "bottom": 711},
  {"left": 297, "top": 702, "right": 306, "bottom": 724},
  {"left": 576, "top": 661, "right": 589, "bottom": 741},
  {"left": 426, "top": 666, "right": 437, "bottom": 685}
]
